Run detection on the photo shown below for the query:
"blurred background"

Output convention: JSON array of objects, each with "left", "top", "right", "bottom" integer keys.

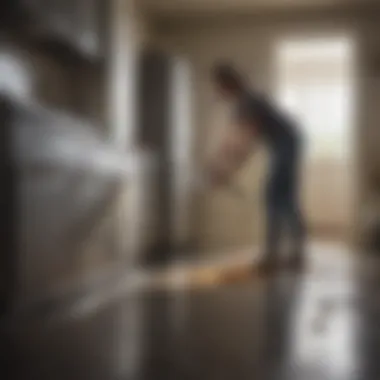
[{"left": 1, "top": 0, "right": 380, "bottom": 379}]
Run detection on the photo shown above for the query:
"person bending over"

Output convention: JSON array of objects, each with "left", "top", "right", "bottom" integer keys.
[{"left": 209, "top": 62, "right": 307, "bottom": 273}]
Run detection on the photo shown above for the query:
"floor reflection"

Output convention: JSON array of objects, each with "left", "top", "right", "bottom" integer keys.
[
  {"left": 5, "top": 244, "right": 380, "bottom": 380},
  {"left": 285, "top": 248, "right": 359, "bottom": 380}
]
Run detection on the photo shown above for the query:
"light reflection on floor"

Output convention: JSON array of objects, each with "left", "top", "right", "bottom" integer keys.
[
  {"left": 287, "top": 244, "right": 359, "bottom": 380},
  {"left": 6, "top": 242, "right": 380, "bottom": 380}
]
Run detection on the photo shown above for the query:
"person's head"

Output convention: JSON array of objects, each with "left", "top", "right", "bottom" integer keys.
[{"left": 211, "top": 62, "right": 245, "bottom": 100}]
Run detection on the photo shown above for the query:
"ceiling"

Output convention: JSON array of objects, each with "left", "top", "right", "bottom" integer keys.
[{"left": 142, "top": 0, "right": 379, "bottom": 16}]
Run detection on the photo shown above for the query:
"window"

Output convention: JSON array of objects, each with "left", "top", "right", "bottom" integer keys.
[{"left": 275, "top": 38, "right": 354, "bottom": 162}]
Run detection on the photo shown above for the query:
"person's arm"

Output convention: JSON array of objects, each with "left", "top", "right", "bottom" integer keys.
[
  {"left": 207, "top": 122, "right": 257, "bottom": 186},
  {"left": 224, "top": 122, "right": 256, "bottom": 170}
]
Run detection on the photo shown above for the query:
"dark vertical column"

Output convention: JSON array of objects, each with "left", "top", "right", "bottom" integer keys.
[
  {"left": 138, "top": 49, "right": 173, "bottom": 265},
  {"left": 0, "top": 99, "right": 16, "bottom": 315}
]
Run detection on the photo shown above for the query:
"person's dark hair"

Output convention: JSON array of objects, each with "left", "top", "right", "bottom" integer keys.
[{"left": 212, "top": 62, "right": 244, "bottom": 92}]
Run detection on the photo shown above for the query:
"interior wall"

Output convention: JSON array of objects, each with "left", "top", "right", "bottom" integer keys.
[{"left": 153, "top": 10, "right": 380, "bottom": 253}]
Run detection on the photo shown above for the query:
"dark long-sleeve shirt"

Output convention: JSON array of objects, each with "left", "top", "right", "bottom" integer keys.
[{"left": 234, "top": 90, "right": 301, "bottom": 155}]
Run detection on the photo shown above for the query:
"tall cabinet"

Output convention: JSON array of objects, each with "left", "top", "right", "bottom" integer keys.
[{"left": 137, "top": 49, "right": 193, "bottom": 265}]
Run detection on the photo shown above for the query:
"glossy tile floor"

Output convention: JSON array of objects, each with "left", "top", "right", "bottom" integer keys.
[{"left": 4, "top": 243, "right": 380, "bottom": 380}]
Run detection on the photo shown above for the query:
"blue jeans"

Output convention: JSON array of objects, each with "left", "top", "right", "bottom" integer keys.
[{"left": 265, "top": 141, "right": 306, "bottom": 258}]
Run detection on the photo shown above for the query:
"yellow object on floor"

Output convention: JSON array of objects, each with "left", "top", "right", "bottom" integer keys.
[{"left": 155, "top": 261, "right": 258, "bottom": 290}]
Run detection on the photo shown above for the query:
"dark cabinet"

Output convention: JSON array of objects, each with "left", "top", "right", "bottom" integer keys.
[
  {"left": 137, "top": 50, "right": 173, "bottom": 265},
  {"left": 137, "top": 50, "right": 194, "bottom": 265}
]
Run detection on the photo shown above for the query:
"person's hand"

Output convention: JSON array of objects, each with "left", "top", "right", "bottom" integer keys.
[{"left": 207, "top": 164, "right": 230, "bottom": 188}]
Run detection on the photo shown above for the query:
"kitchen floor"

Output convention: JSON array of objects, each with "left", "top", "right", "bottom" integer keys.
[{"left": 3, "top": 243, "right": 380, "bottom": 380}]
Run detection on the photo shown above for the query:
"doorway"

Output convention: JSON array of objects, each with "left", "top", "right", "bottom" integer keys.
[{"left": 274, "top": 36, "right": 356, "bottom": 241}]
